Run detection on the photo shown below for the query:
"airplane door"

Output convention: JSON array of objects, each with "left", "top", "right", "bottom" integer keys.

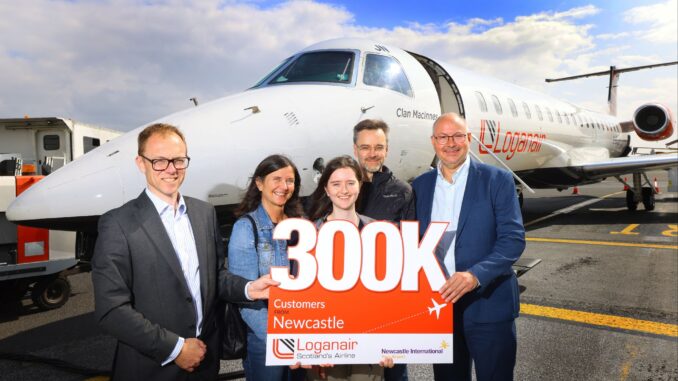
[{"left": 36, "top": 129, "right": 71, "bottom": 172}]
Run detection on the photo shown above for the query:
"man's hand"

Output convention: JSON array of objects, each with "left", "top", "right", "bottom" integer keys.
[
  {"left": 439, "top": 271, "right": 478, "bottom": 303},
  {"left": 247, "top": 274, "right": 280, "bottom": 300},
  {"left": 175, "top": 338, "right": 206, "bottom": 372}
]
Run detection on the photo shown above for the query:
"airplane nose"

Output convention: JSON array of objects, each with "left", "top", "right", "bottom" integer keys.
[{"left": 6, "top": 165, "right": 127, "bottom": 230}]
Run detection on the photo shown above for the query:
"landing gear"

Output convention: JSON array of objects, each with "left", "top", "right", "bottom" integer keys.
[
  {"left": 642, "top": 187, "right": 655, "bottom": 211},
  {"left": 626, "top": 190, "right": 638, "bottom": 211},
  {"left": 620, "top": 173, "right": 657, "bottom": 212},
  {"left": 31, "top": 276, "right": 71, "bottom": 310}
]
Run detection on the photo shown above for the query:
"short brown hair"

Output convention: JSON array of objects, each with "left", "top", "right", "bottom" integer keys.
[
  {"left": 353, "top": 119, "right": 389, "bottom": 144},
  {"left": 137, "top": 123, "right": 186, "bottom": 155}
]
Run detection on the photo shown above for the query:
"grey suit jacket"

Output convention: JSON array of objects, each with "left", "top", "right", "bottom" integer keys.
[{"left": 92, "top": 191, "right": 249, "bottom": 381}]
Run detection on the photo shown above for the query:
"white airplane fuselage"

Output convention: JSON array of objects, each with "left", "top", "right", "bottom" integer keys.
[{"left": 6, "top": 38, "right": 673, "bottom": 232}]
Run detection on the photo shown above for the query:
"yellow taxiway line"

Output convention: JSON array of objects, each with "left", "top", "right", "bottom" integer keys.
[
  {"left": 521, "top": 303, "right": 678, "bottom": 337},
  {"left": 526, "top": 237, "right": 678, "bottom": 250}
]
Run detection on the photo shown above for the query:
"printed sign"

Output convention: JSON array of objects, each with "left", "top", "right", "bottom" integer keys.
[{"left": 265, "top": 219, "right": 453, "bottom": 365}]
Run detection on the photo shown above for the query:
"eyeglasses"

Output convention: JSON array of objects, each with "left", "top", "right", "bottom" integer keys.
[
  {"left": 140, "top": 155, "right": 191, "bottom": 171},
  {"left": 432, "top": 133, "right": 468, "bottom": 145}
]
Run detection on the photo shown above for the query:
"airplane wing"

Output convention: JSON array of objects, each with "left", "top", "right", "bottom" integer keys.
[{"left": 580, "top": 154, "right": 678, "bottom": 180}]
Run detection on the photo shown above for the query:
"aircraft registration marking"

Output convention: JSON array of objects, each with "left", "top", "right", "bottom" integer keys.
[
  {"left": 521, "top": 303, "right": 678, "bottom": 338},
  {"left": 526, "top": 237, "right": 678, "bottom": 250}
]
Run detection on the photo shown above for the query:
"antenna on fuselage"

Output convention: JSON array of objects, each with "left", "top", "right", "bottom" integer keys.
[
  {"left": 189, "top": 97, "right": 199, "bottom": 107},
  {"left": 545, "top": 61, "right": 677, "bottom": 116}
]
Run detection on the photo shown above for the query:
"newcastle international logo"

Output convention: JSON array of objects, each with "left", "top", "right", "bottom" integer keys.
[{"left": 272, "top": 338, "right": 295, "bottom": 359}]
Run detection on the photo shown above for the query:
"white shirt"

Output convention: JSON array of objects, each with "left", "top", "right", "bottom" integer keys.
[
  {"left": 145, "top": 188, "right": 203, "bottom": 365},
  {"left": 430, "top": 156, "right": 470, "bottom": 276}
]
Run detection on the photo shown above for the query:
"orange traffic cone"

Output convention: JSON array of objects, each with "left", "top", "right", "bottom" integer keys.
[
  {"left": 654, "top": 177, "right": 660, "bottom": 193},
  {"left": 623, "top": 177, "right": 629, "bottom": 191},
  {"left": 572, "top": 186, "right": 579, "bottom": 195}
]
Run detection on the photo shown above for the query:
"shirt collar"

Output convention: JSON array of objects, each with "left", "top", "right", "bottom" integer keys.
[
  {"left": 436, "top": 155, "right": 470, "bottom": 184},
  {"left": 145, "top": 188, "right": 186, "bottom": 216}
]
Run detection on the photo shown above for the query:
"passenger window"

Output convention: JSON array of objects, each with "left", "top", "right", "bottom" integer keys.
[
  {"left": 545, "top": 106, "right": 554, "bottom": 122},
  {"left": 43, "top": 135, "right": 60, "bottom": 150},
  {"left": 507, "top": 98, "right": 518, "bottom": 117},
  {"left": 363, "top": 54, "right": 413, "bottom": 96},
  {"left": 491, "top": 95, "right": 503, "bottom": 114},
  {"left": 475, "top": 91, "right": 488, "bottom": 112},
  {"left": 534, "top": 105, "right": 543, "bottom": 121},
  {"left": 522, "top": 102, "right": 532, "bottom": 119},
  {"left": 83, "top": 137, "right": 101, "bottom": 154},
  {"left": 268, "top": 51, "right": 354, "bottom": 84}
]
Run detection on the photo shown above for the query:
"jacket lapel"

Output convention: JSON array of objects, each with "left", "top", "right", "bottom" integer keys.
[
  {"left": 134, "top": 192, "right": 192, "bottom": 298},
  {"left": 419, "top": 170, "right": 437, "bottom": 236},
  {"left": 456, "top": 160, "right": 479, "bottom": 238},
  {"left": 186, "top": 198, "right": 210, "bottom": 312}
]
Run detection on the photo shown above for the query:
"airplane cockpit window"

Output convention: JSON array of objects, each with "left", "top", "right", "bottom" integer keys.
[
  {"left": 556, "top": 111, "right": 563, "bottom": 124},
  {"left": 491, "top": 95, "right": 503, "bottom": 114},
  {"left": 563, "top": 113, "right": 570, "bottom": 124},
  {"left": 475, "top": 92, "right": 488, "bottom": 112},
  {"left": 266, "top": 51, "right": 355, "bottom": 85},
  {"left": 363, "top": 54, "right": 413, "bottom": 96},
  {"left": 507, "top": 98, "right": 518, "bottom": 117}
]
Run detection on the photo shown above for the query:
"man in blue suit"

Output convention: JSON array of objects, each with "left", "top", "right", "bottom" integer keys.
[{"left": 412, "top": 113, "right": 525, "bottom": 381}]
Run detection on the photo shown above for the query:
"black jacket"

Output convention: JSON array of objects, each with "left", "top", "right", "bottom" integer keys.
[{"left": 357, "top": 166, "right": 415, "bottom": 222}]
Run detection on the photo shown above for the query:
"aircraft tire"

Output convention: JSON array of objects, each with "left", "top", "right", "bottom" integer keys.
[
  {"left": 626, "top": 190, "right": 638, "bottom": 211},
  {"left": 642, "top": 187, "right": 655, "bottom": 211},
  {"left": 31, "top": 276, "right": 71, "bottom": 310}
]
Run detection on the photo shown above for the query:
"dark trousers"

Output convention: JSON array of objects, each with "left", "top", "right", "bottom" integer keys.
[
  {"left": 433, "top": 310, "right": 516, "bottom": 381},
  {"left": 384, "top": 364, "right": 408, "bottom": 381}
]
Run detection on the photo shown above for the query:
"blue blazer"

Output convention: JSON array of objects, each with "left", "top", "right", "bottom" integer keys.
[{"left": 412, "top": 160, "right": 525, "bottom": 323}]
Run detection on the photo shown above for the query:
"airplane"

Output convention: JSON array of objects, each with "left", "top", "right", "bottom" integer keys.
[
  {"left": 428, "top": 298, "right": 448, "bottom": 319},
  {"left": 5, "top": 38, "right": 678, "bottom": 266}
]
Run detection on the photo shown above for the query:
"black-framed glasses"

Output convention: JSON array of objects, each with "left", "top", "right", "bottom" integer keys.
[
  {"left": 432, "top": 133, "right": 468, "bottom": 145},
  {"left": 140, "top": 155, "right": 191, "bottom": 171}
]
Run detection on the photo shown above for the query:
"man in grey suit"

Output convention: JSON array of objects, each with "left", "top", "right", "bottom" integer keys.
[{"left": 92, "top": 123, "right": 277, "bottom": 380}]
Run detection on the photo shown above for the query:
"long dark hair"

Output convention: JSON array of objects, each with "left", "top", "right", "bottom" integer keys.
[
  {"left": 307, "top": 155, "right": 363, "bottom": 221},
  {"left": 234, "top": 154, "right": 304, "bottom": 218}
]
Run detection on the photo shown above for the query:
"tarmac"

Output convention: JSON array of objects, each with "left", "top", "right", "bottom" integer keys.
[{"left": 0, "top": 171, "right": 676, "bottom": 380}]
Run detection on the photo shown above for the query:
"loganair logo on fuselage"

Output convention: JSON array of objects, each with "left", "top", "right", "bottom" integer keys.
[{"left": 478, "top": 120, "right": 546, "bottom": 160}]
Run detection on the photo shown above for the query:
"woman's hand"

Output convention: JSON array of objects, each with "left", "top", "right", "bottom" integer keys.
[{"left": 379, "top": 356, "right": 395, "bottom": 368}]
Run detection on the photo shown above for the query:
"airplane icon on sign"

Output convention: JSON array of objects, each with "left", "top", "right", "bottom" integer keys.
[{"left": 428, "top": 298, "right": 448, "bottom": 319}]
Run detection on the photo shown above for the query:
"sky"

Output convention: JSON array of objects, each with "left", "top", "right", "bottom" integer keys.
[{"left": 0, "top": 0, "right": 676, "bottom": 138}]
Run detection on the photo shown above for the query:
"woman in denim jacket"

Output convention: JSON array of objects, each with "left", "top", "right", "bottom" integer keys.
[{"left": 228, "top": 154, "right": 305, "bottom": 381}]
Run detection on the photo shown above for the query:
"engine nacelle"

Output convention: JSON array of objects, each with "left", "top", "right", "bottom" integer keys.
[{"left": 633, "top": 103, "right": 674, "bottom": 141}]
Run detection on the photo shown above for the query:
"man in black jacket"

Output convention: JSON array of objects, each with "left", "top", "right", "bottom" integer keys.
[{"left": 352, "top": 119, "right": 414, "bottom": 381}]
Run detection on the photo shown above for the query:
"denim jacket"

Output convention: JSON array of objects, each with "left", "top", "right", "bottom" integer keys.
[{"left": 227, "top": 204, "right": 290, "bottom": 341}]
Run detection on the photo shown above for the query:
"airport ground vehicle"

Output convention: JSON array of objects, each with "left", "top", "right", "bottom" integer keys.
[{"left": 0, "top": 117, "right": 120, "bottom": 309}]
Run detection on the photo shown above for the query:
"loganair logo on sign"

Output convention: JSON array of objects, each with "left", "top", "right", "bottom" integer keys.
[
  {"left": 272, "top": 338, "right": 295, "bottom": 359},
  {"left": 478, "top": 120, "right": 546, "bottom": 160}
]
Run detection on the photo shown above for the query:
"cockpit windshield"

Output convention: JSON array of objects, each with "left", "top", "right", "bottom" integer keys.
[
  {"left": 260, "top": 51, "right": 355, "bottom": 86},
  {"left": 363, "top": 54, "right": 413, "bottom": 97}
]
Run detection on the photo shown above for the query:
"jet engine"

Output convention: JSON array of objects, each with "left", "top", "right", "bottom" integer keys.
[{"left": 633, "top": 103, "right": 674, "bottom": 141}]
